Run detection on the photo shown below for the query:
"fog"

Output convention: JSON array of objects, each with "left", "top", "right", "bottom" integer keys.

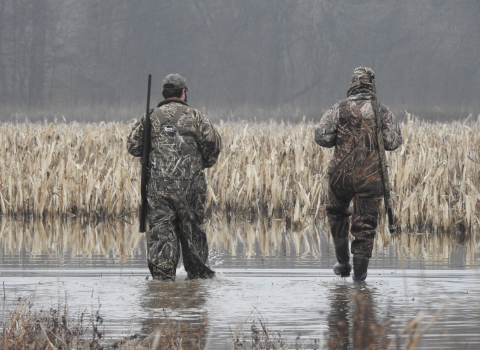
[{"left": 0, "top": 0, "right": 479, "bottom": 121}]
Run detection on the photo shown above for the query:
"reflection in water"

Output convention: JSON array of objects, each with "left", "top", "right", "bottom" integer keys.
[
  {"left": 389, "top": 232, "right": 479, "bottom": 266},
  {"left": 207, "top": 213, "right": 322, "bottom": 259},
  {"left": 0, "top": 218, "right": 143, "bottom": 268},
  {"left": 0, "top": 216, "right": 479, "bottom": 269},
  {"left": 1, "top": 215, "right": 480, "bottom": 349},
  {"left": 328, "top": 284, "right": 388, "bottom": 350},
  {"left": 208, "top": 213, "right": 480, "bottom": 268},
  {"left": 328, "top": 284, "right": 351, "bottom": 349},
  {"left": 138, "top": 279, "right": 210, "bottom": 349}
]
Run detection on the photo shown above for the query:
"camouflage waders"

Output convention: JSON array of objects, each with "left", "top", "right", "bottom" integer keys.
[
  {"left": 315, "top": 67, "right": 402, "bottom": 279},
  {"left": 147, "top": 172, "right": 214, "bottom": 280},
  {"left": 128, "top": 98, "right": 221, "bottom": 281},
  {"left": 327, "top": 162, "right": 383, "bottom": 260}
]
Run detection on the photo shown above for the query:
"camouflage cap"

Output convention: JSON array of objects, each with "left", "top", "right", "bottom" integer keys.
[
  {"left": 351, "top": 66, "right": 375, "bottom": 84},
  {"left": 162, "top": 73, "right": 189, "bottom": 91}
]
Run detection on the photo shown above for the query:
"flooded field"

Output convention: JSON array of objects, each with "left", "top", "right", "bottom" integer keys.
[{"left": 1, "top": 216, "right": 480, "bottom": 349}]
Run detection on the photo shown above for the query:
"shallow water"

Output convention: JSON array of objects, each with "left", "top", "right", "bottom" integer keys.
[{"left": 1, "top": 217, "right": 480, "bottom": 349}]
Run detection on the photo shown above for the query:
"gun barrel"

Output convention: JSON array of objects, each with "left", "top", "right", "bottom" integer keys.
[{"left": 139, "top": 75, "right": 152, "bottom": 233}]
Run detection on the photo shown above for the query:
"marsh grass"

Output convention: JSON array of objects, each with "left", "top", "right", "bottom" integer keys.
[
  {"left": 1, "top": 289, "right": 433, "bottom": 350},
  {"left": 1, "top": 289, "right": 96, "bottom": 349},
  {"left": 0, "top": 289, "right": 207, "bottom": 350},
  {"left": 231, "top": 311, "right": 292, "bottom": 349},
  {"left": 1, "top": 113, "right": 479, "bottom": 233}
]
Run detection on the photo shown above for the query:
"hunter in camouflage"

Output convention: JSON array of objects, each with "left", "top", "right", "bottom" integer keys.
[
  {"left": 128, "top": 73, "right": 221, "bottom": 281},
  {"left": 315, "top": 67, "right": 403, "bottom": 282}
]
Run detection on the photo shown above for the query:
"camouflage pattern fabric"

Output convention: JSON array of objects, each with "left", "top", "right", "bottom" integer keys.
[
  {"left": 347, "top": 66, "right": 377, "bottom": 100},
  {"left": 315, "top": 92, "right": 402, "bottom": 259},
  {"left": 162, "top": 72, "right": 189, "bottom": 91},
  {"left": 146, "top": 172, "right": 213, "bottom": 280},
  {"left": 350, "top": 66, "right": 376, "bottom": 84},
  {"left": 128, "top": 101, "right": 221, "bottom": 280}
]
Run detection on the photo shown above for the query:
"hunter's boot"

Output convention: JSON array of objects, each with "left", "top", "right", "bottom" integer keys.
[
  {"left": 328, "top": 215, "right": 352, "bottom": 277},
  {"left": 328, "top": 209, "right": 352, "bottom": 277},
  {"left": 352, "top": 255, "right": 369, "bottom": 282},
  {"left": 333, "top": 237, "right": 352, "bottom": 277}
]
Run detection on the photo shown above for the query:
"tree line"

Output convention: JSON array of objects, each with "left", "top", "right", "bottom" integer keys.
[{"left": 0, "top": 0, "right": 479, "bottom": 119}]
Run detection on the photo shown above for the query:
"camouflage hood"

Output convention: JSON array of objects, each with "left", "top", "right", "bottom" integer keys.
[{"left": 347, "top": 66, "right": 376, "bottom": 99}]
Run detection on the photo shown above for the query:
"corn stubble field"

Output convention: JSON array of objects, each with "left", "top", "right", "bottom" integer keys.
[{"left": 0, "top": 113, "right": 479, "bottom": 234}]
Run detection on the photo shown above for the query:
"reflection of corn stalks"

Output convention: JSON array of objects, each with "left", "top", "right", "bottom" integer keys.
[
  {"left": 207, "top": 213, "right": 322, "bottom": 259},
  {"left": 1, "top": 116, "right": 480, "bottom": 232},
  {"left": 375, "top": 228, "right": 480, "bottom": 264},
  {"left": 1, "top": 214, "right": 478, "bottom": 263},
  {"left": 0, "top": 218, "right": 142, "bottom": 259}
]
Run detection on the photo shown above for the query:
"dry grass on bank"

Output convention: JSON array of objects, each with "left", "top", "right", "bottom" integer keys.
[
  {"left": 0, "top": 114, "right": 479, "bottom": 233},
  {"left": 0, "top": 291, "right": 204, "bottom": 350},
  {"left": 1, "top": 289, "right": 434, "bottom": 350}
]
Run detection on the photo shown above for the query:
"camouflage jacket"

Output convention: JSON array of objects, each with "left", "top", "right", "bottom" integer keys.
[
  {"left": 315, "top": 93, "right": 403, "bottom": 175},
  {"left": 127, "top": 100, "right": 221, "bottom": 181}
]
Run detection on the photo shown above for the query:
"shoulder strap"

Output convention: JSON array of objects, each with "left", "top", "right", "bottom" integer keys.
[
  {"left": 155, "top": 105, "right": 188, "bottom": 125},
  {"left": 338, "top": 99, "right": 348, "bottom": 118}
]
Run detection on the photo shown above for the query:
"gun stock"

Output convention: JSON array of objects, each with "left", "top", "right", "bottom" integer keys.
[{"left": 139, "top": 75, "right": 152, "bottom": 233}]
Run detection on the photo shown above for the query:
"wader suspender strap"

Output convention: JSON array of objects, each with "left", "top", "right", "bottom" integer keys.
[
  {"left": 338, "top": 99, "right": 348, "bottom": 119},
  {"left": 156, "top": 105, "right": 189, "bottom": 125}
]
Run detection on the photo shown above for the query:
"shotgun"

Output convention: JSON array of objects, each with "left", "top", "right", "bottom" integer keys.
[
  {"left": 372, "top": 99, "right": 396, "bottom": 233},
  {"left": 139, "top": 75, "right": 152, "bottom": 233}
]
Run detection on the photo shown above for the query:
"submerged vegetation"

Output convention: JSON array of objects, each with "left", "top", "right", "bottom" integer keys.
[{"left": 0, "top": 113, "right": 479, "bottom": 233}]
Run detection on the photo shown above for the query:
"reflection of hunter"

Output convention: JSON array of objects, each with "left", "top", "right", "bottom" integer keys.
[
  {"left": 128, "top": 73, "right": 222, "bottom": 281},
  {"left": 315, "top": 67, "right": 403, "bottom": 282}
]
